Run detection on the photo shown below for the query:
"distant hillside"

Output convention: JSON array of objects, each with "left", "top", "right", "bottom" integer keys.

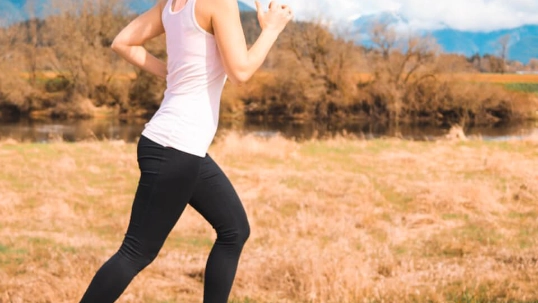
[
  {"left": 238, "top": 1, "right": 255, "bottom": 12},
  {"left": 433, "top": 26, "right": 538, "bottom": 64},
  {"left": 0, "top": 0, "right": 25, "bottom": 25},
  {"left": 4, "top": 0, "right": 24, "bottom": 6},
  {"left": 353, "top": 12, "right": 538, "bottom": 64}
]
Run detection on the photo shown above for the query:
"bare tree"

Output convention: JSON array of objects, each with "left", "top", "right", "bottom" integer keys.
[
  {"left": 366, "top": 22, "right": 439, "bottom": 123},
  {"left": 281, "top": 21, "right": 359, "bottom": 118},
  {"left": 484, "top": 54, "right": 505, "bottom": 73},
  {"left": 529, "top": 59, "right": 538, "bottom": 71},
  {"left": 22, "top": 0, "right": 40, "bottom": 86},
  {"left": 498, "top": 34, "right": 510, "bottom": 74},
  {"left": 370, "top": 23, "right": 397, "bottom": 61},
  {"left": 43, "top": 0, "right": 131, "bottom": 97}
]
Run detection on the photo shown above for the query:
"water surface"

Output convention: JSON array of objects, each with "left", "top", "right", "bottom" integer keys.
[{"left": 0, "top": 118, "right": 536, "bottom": 142}]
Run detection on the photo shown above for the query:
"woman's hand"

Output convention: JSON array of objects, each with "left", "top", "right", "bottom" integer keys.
[
  {"left": 111, "top": 1, "right": 167, "bottom": 79},
  {"left": 212, "top": 0, "right": 293, "bottom": 84},
  {"left": 255, "top": 1, "right": 293, "bottom": 33}
]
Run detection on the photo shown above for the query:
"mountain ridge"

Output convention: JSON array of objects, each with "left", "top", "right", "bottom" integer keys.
[
  {"left": 353, "top": 13, "right": 538, "bottom": 63},
  {"left": 432, "top": 25, "right": 538, "bottom": 63}
]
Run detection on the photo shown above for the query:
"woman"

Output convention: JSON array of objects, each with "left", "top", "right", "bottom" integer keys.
[{"left": 79, "top": 0, "right": 293, "bottom": 302}]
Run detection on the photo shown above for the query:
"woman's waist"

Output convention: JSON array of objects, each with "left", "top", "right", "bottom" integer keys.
[
  {"left": 149, "top": 97, "right": 220, "bottom": 127},
  {"left": 144, "top": 118, "right": 218, "bottom": 134},
  {"left": 165, "top": 67, "right": 226, "bottom": 94}
]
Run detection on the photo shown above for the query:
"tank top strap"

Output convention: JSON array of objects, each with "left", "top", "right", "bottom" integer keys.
[
  {"left": 164, "top": 0, "right": 173, "bottom": 12},
  {"left": 166, "top": 0, "right": 193, "bottom": 15}
]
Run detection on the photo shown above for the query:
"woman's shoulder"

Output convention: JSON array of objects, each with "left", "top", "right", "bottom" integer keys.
[
  {"left": 200, "top": 0, "right": 241, "bottom": 13},
  {"left": 157, "top": 0, "right": 168, "bottom": 14}
]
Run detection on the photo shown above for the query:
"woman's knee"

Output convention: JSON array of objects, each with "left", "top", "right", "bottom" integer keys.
[
  {"left": 217, "top": 220, "right": 250, "bottom": 246},
  {"left": 236, "top": 216, "right": 251, "bottom": 244},
  {"left": 118, "top": 237, "right": 160, "bottom": 272},
  {"left": 239, "top": 221, "right": 250, "bottom": 244}
]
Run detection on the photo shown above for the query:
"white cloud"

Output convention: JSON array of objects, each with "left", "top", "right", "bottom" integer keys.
[{"left": 252, "top": 0, "right": 538, "bottom": 32}]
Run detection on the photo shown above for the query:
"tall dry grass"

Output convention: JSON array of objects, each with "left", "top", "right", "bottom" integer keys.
[{"left": 1, "top": 132, "right": 538, "bottom": 302}]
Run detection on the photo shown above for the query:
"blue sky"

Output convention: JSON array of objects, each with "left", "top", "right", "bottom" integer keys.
[{"left": 253, "top": 0, "right": 538, "bottom": 32}]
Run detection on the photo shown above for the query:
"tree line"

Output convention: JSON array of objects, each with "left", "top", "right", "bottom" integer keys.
[{"left": 0, "top": 0, "right": 537, "bottom": 127}]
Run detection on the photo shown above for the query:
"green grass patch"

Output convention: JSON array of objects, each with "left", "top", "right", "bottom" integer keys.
[
  {"left": 392, "top": 244, "right": 408, "bottom": 255},
  {"left": 0, "top": 243, "right": 28, "bottom": 265},
  {"left": 442, "top": 213, "right": 469, "bottom": 221},
  {"left": 280, "top": 175, "right": 315, "bottom": 190},
  {"left": 508, "top": 211, "right": 537, "bottom": 219},
  {"left": 446, "top": 290, "right": 538, "bottom": 303},
  {"left": 229, "top": 297, "right": 259, "bottom": 303},
  {"left": 453, "top": 222, "right": 503, "bottom": 246},
  {"left": 300, "top": 142, "right": 360, "bottom": 168},
  {"left": 301, "top": 141, "right": 361, "bottom": 156},
  {"left": 0, "top": 243, "right": 9, "bottom": 254},
  {"left": 166, "top": 235, "right": 213, "bottom": 250},
  {"left": 279, "top": 201, "right": 301, "bottom": 217},
  {"left": 515, "top": 227, "right": 538, "bottom": 249},
  {"left": 363, "top": 139, "right": 397, "bottom": 154},
  {"left": 420, "top": 220, "right": 505, "bottom": 258},
  {"left": 457, "top": 140, "right": 528, "bottom": 154},
  {"left": 374, "top": 183, "right": 414, "bottom": 211},
  {"left": 504, "top": 82, "right": 538, "bottom": 94},
  {"left": 368, "top": 227, "right": 388, "bottom": 243}
]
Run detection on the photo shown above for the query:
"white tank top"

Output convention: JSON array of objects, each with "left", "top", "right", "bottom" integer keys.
[{"left": 141, "top": 0, "right": 227, "bottom": 157}]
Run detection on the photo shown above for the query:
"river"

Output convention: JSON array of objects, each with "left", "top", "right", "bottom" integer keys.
[{"left": 0, "top": 118, "right": 537, "bottom": 142}]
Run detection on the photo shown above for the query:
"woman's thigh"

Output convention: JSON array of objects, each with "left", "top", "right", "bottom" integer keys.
[
  {"left": 124, "top": 136, "right": 203, "bottom": 253},
  {"left": 188, "top": 155, "right": 249, "bottom": 234}
]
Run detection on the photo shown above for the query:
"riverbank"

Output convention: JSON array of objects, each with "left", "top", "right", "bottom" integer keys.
[{"left": 1, "top": 133, "right": 538, "bottom": 302}]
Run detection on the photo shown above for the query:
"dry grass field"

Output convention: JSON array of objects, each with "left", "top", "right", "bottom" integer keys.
[{"left": 1, "top": 132, "right": 538, "bottom": 303}]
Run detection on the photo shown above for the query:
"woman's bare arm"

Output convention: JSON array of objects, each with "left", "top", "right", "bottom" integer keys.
[
  {"left": 111, "top": 1, "right": 167, "bottom": 79},
  {"left": 212, "top": 0, "right": 293, "bottom": 84}
]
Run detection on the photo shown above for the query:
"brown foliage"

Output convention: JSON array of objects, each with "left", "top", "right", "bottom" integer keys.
[
  {"left": 353, "top": 23, "right": 535, "bottom": 126},
  {"left": 128, "top": 70, "right": 165, "bottom": 116},
  {"left": 0, "top": 0, "right": 134, "bottom": 119},
  {"left": 0, "top": 4, "right": 536, "bottom": 125},
  {"left": 241, "top": 21, "right": 537, "bottom": 126},
  {"left": 362, "top": 23, "right": 440, "bottom": 122},
  {"left": 243, "top": 22, "right": 360, "bottom": 120}
]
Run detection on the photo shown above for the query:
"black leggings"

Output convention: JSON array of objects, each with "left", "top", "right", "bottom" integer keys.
[{"left": 80, "top": 136, "right": 250, "bottom": 303}]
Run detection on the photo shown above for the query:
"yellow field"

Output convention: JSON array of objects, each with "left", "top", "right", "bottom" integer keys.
[
  {"left": 1, "top": 132, "right": 538, "bottom": 302},
  {"left": 353, "top": 72, "right": 538, "bottom": 84},
  {"left": 454, "top": 73, "right": 538, "bottom": 84}
]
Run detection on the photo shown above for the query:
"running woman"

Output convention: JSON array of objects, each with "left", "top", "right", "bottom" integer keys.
[{"left": 79, "top": 0, "right": 293, "bottom": 302}]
